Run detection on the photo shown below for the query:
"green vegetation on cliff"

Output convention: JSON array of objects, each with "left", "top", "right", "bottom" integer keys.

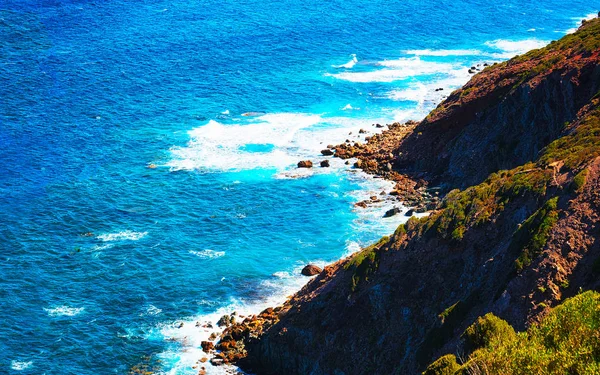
[
  {"left": 512, "top": 197, "right": 559, "bottom": 271},
  {"left": 425, "top": 291, "right": 600, "bottom": 375},
  {"left": 344, "top": 236, "right": 388, "bottom": 292}
]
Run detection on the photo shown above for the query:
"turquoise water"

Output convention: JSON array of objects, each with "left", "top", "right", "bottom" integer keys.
[{"left": 0, "top": 1, "right": 597, "bottom": 374}]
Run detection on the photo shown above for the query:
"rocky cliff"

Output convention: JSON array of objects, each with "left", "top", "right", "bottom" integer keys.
[{"left": 216, "top": 17, "right": 600, "bottom": 375}]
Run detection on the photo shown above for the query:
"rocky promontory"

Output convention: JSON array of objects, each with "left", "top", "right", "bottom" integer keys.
[{"left": 213, "top": 16, "right": 600, "bottom": 375}]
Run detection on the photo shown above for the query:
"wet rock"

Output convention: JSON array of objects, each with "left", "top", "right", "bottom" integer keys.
[
  {"left": 359, "top": 129, "right": 366, "bottom": 134},
  {"left": 217, "top": 315, "right": 232, "bottom": 327},
  {"left": 384, "top": 207, "right": 401, "bottom": 218},
  {"left": 297, "top": 160, "right": 313, "bottom": 168},
  {"left": 376, "top": 124, "right": 384, "bottom": 128},
  {"left": 210, "top": 358, "right": 224, "bottom": 366},
  {"left": 320, "top": 160, "right": 330, "bottom": 168},
  {"left": 354, "top": 201, "right": 367, "bottom": 208},
  {"left": 201, "top": 341, "right": 214, "bottom": 352},
  {"left": 301, "top": 264, "right": 323, "bottom": 276},
  {"left": 321, "top": 149, "right": 334, "bottom": 156},
  {"left": 354, "top": 160, "right": 363, "bottom": 168},
  {"left": 405, "top": 209, "right": 415, "bottom": 217}
]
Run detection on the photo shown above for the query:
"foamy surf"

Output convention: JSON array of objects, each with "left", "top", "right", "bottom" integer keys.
[
  {"left": 167, "top": 112, "right": 393, "bottom": 174},
  {"left": 44, "top": 305, "right": 85, "bottom": 317},
  {"left": 11, "top": 361, "right": 33, "bottom": 371},
  {"left": 97, "top": 230, "right": 148, "bottom": 242},
  {"left": 484, "top": 39, "right": 549, "bottom": 58},
  {"left": 403, "top": 49, "right": 483, "bottom": 57},
  {"left": 566, "top": 13, "right": 598, "bottom": 34},
  {"left": 326, "top": 57, "right": 457, "bottom": 83},
  {"left": 189, "top": 249, "right": 226, "bottom": 259},
  {"left": 332, "top": 54, "right": 358, "bottom": 69}
]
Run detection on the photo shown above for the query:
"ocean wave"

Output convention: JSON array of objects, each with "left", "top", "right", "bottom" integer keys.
[
  {"left": 385, "top": 68, "right": 471, "bottom": 108},
  {"left": 567, "top": 13, "right": 598, "bottom": 34},
  {"left": 332, "top": 54, "right": 358, "bottom": 68},
  {"left": 403, "top": 49, "right": 483, "bottom": 56},
  {"left": 167, "top": 114, "right": 321, "bottom": 172},
  {"left": 143, "top": 305, "right": 163, "bottom": 316},
  {"left": 167, "top": 113, "right": 388, "bottom": 173},
  {"left": 484, "top": 39, "right": 548, "bottom": 58},
  {"left": 11, "top": 361, "right": 33, "bottom": 371},
  {"left": 326, "top": 57, "right": 456, "bottom": 83},
  {"left": 97, "top": 230, "right": 148, "bottom": 242},
  {"left": 189, "top": 249, "right": 225, "bottom": 259},
  {"left": 44, "top": 305, "right": 85, "bottom": 317}
]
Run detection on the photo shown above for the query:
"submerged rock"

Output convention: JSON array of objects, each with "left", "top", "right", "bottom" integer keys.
[{"left": 301, "top": 264, "right": 323, "bottom": 276}]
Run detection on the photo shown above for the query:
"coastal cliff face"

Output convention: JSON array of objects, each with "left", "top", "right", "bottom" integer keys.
[{"left": 218, "top": 18, "right": 600, "bottom": 375}]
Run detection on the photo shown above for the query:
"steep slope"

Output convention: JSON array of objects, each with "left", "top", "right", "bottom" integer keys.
[
  {"left": 213, "top": 17, "right": 600, "bottom": 375},
  {"left": 379, "top": 18, "right": 600, "bottom": 190}
]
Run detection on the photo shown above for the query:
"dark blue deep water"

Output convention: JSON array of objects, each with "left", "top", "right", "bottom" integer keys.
[{"left": 1, "top": 1, "right": 597, "bottom": 374}]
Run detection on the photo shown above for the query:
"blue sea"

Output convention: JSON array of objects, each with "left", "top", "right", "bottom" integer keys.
[{"left": 0, "top": 1, "right": 597, "bottom": 374}]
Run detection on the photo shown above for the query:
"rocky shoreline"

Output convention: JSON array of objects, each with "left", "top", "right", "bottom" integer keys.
[{"left": 198, "top": 120, "right": 442, "bottom": 372}]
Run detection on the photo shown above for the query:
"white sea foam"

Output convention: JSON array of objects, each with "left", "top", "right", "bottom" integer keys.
[
  {"left": 566, "top": 13, "right": 598, "bottom": 34},
  {"left": 11, "top": 361, "right": 33, "bottom": 371},
  {"left": 168, "top": 113, "right": 391, "bottom": 173},
  {"left": 484, "top": 39, "right": 548, "bottom": 58},
  {"left": 189, "top": 249, "right": 225, "bottom": 259},
  {"left": 384, "top": 66, "right": 472, "bottom": 118},
  {"left": 144, "top": 305, "right": 163, "bottom": 316},
  {"left": 327, "top": 57, "right": 456, "bottom": 83},
  {"left": 332, "top": 54, "right": 358, "bottom": 68},
  {"left": 168, "top": 114, "right": 322, "bottom": 172},
  {"left": 221, "top": 109, "right": 230, "bottom": 115},
  {"left": 404, "top": 49, "right": 482, "bottom": 57},
  {"left": 97, "top": 230, "right": 148, "bottom": 242},
  {"left": 44, "top": 305, "right": 85, "bottom": 317}
]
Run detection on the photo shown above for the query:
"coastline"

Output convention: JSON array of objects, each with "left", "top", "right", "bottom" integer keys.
[
  {"left": 143, "top": 12, "right": 600, "bottom": 375},
  {"left": 147, "top": 116, "right": 440, "bottom": 375}
]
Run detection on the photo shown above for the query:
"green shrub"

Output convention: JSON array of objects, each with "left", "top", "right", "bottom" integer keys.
[
  {"left": 422, "top": 354, "right": 461, "bottom": 375},
  {"left": 460, "top": 291, "right": 600, "bottom": 375},
  {"left": 427, "top": 291, "right": 600, "bottom": 375},
  {"left": 571, "top": 168, "right": 589, "bottom": 192},
  {"left": 513, "top": 197, "right": 559, "bottom": 271},
  {"left": 344, "top": 236, "right": 388, "bottom": 292},
  {"left": 462, "top": 313, "right": 516, "bottom": 354}
]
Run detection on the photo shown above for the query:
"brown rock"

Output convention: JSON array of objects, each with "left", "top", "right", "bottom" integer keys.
[
  {"left": 200, "top": 341, "right": 214, "bottom": 353},
  {"left": 301, "top": 264, "right": 323, "bottom": 276},
  {"left": 320, "top": 160, "right": 330, "bottom": 168},
  {"left": 321, "top": 149, "right": 334, "bottom": 156},
  {"left": 297, "top": 160, "right": 313, "bottom": 168}
]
